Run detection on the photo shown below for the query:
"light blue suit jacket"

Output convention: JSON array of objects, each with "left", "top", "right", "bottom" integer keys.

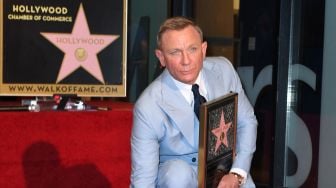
[{"left": 131, "top": 57, "right": 258, "bottom": 187}]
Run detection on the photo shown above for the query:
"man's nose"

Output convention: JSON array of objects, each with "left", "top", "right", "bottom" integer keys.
[{"left": 181, "top": 51, "right": 191, "bottom": 65}]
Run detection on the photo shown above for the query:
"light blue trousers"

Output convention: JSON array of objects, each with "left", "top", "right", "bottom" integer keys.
[{"left": 157, "top": 159, "right": 198, "bottom": 188}]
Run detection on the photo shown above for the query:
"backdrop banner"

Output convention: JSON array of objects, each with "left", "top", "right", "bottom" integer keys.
[{"left": 0, "top": 0, "right": 127, "bottom": 97}]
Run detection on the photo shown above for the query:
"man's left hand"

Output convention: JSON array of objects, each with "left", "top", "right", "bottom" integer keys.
[{"left": 217, "top": 173, "right": 239, "bottom": 188}]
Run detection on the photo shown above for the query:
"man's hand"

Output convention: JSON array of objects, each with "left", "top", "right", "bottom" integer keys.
[{"left": 217, "top": 173, "right": 239, "bottom": 188}]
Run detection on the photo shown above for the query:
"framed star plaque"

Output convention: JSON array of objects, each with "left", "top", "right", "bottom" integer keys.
[
  {"left": 198, "top": 92, "right": 238, "bottom": 188},
  {"left": 0, "top": 0, "right": 127, "bottom": 97}
]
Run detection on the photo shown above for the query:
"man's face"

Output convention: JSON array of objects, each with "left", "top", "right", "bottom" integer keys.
[{"left": 155, "top": 26, "right": 207, "bottom": 85}]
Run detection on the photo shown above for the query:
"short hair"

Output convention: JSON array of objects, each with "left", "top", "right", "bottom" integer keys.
[{"left": 156, "top": 16, "right": 204, "bottom": 49}]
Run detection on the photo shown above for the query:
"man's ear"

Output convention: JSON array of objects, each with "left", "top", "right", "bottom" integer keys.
[
  {"left": 201, "top": 41, "right": 207, "bottom": 59},
  {"left": 155, "top": 49, "right": 166, "bottom": 67}
]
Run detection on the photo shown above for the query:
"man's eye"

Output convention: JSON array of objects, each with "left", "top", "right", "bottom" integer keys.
[
  {"left": 169, "top": 51, "right": 181, "bottom": 56},
  {"left": 188, "top": 47, "right": 197, "bottom": 53}
]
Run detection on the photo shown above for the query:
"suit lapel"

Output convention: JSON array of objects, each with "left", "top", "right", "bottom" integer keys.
[
  {"left": 202, "top": 64, "right": 221, "bottom": 101},
  {"left": 157, "top": 70, "right": 197, "bottom": 148},
  {"left": 156, "top": 64, "right": 224, "bottom": 148}
]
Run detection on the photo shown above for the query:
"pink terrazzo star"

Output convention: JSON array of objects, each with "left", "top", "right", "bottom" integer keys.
[
  {"left": 211, "top": 110, "right": 232, "bottom": 153},
  {"left": 41, "top": 4, "right": 119, "bottom": 83}
]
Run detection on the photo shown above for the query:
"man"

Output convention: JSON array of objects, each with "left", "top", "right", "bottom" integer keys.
[{"left": 131, "top": 16, "right": 257, "bottom": 188}]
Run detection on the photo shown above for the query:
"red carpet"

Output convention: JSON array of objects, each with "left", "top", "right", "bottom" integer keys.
[{"left": 0, "top": 102, "right": 133, "bottom": 188}]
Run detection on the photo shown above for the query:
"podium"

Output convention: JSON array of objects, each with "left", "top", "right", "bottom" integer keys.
[{"left": 0, "top": 101, "right": 133, "bottom": 187}]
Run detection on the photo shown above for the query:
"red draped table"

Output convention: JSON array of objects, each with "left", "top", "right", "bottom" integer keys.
[{"left": 0, "top": 101, "right": 133, "bottom": 188}]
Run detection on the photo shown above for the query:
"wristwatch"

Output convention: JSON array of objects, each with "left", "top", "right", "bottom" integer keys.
[{"left": 229, "top": 172, "right": 244, "bottom": 185}]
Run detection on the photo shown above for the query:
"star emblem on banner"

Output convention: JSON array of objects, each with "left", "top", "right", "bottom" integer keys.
[
  {"left": 41, "top": 4, "right": 119, "bottom": 83},
  {"left": 211, "top": 110, "right": 232, "bottom": 153}
]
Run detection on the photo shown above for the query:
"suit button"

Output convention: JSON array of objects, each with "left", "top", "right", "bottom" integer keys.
[{"left": 192, "top": 157, "right": 196, "bottom": 162}]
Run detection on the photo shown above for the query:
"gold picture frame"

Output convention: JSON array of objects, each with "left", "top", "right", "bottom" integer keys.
[
  {"left": 198, "top": 92, "right": 238, "bottom": 188},
  {"left": 0, "top": 0, "right": 127, "bottom": 97}
]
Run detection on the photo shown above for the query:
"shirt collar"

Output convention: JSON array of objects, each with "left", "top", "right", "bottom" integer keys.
[{"left": 171, "top": 71, "right": 207, "bottom": 105}]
